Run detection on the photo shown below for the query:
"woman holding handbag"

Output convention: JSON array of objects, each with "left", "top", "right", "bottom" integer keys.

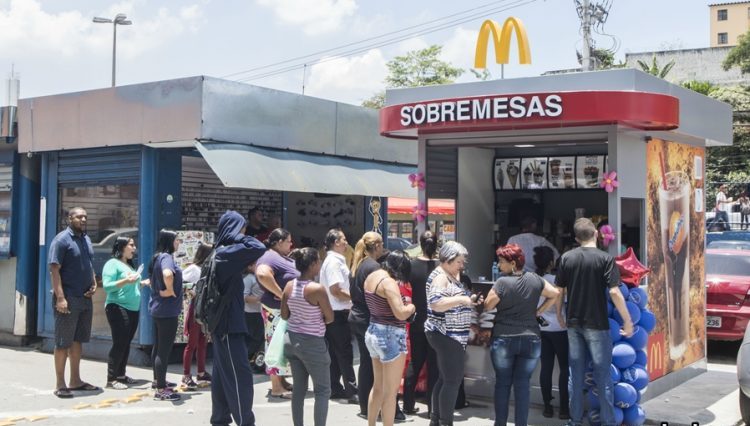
[{"left": 281, "top": 248, "right": 334, "bottom": 426}]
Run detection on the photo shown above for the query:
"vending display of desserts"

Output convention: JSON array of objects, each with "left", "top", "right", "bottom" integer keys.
[{"left": 494, "top": 155, "right": 607, "bottom": 190}]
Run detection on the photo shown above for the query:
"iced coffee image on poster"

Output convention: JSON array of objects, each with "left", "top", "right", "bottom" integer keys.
[
  {"left": 548, "top": 156, "right": 576, "bottom": 189},
  {"left": 575, "top": 155, "right": 605, "bottom": 189},
  {"left": 521, "top": 157, "right": 548, "bottom": 190}
]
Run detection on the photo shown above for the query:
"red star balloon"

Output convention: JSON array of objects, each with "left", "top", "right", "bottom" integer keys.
[{"left": 615, "top": 247, "right": 651, "bottom": 287}]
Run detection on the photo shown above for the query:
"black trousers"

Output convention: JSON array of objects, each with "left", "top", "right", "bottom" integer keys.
[
  {"left": 426, "top": 331, "right": 465, "bottom": 424},
  {"left": 151, "top": 316, "right": 178, "bottom": 389},
  {"left": 351, "top": 320, "right": 372, "bottom": 414},
  {"left": 403, "top": 327, "right": 438, "bottom": 412},
  {"left": 211, "top": 333, "right": 255, "bottom": 426},
  {"left": 244, "top": 312, "right": 264, "bottom": 359},
  {"left": 105, "top": 303, "right": 139, "bottom": 381},
  {"left": 540, "top": 330, "right": 569, "bottom": 410},
  {"left": 326, "top": 310, "right": 357, "bottom": 396}
]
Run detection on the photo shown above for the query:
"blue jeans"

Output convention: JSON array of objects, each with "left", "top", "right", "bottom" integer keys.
[
  {"left": 567, "top": 327, "right": 615, "bottom": 426},
  {"left": 490, "top": 335, "right": 541, "bottom": 426}
]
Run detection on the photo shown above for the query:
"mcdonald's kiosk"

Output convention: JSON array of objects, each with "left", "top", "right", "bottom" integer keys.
[{"left": 379, "top": 68, "right": 732, "bottom": 402}]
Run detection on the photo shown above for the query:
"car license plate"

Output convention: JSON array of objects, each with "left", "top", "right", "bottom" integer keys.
[{"left": 707, "top": 316, "right": 722, "bottom": 328}]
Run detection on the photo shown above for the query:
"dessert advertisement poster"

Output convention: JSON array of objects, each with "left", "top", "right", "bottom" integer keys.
[
  {"left": 520, "top": 157, "right": 548, "bottom": 190},
  {"left": 494, "top": 158, "right": 522, "bottom": 190},
  {"left": 547, "top": 156, "right": 576, "bottom": 189},
  {"left": 575, "top": 155, "right": 605, "bottom": 189},
  {"left": 645, "top": 138, "right": 705, "bottom": 379}
]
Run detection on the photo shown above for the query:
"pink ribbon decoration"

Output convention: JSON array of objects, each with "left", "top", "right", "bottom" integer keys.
[
  {"left": 412, "top": 203, "right": 427, "bottom": 223},
  {"left": 600, "top": 224, "right": 616, "bottom": 247},
  {"left": 408, "top": 172, "right": 426, "bottom": 189},
  {"left": 600, "top": 171, "right": 619, "bottom": 193}
]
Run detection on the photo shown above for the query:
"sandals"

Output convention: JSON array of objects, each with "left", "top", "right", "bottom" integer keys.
[
  {"left": 268, "top": 391, "right": 292, "bottom": 400},
  {"left": 68, "top": 382, "right": 101, "bottom": 391},
  {"left": 54, "top": 388, "right": 73, "bottom": 399}
]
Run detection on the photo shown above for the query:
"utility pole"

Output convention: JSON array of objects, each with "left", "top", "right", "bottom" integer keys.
[{"left": 581, "top": 0, "right": 593, "bottom": 71}]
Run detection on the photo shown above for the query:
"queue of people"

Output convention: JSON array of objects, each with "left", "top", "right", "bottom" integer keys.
[{"left": 48, "top": 205, "right": 633, "bottom": 426}]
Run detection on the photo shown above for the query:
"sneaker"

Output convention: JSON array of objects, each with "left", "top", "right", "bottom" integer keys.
[
  {"left": 346, "top": 394, "right": 359, "bottom": 405},
  {"left": 559, "top": 409, "right": 570, "bottom": 420},
  {"left": 154, "top": 388, "right": 181, "bottom": 401},
  {"left": 106, "top": 380, "right": 128, "bottom": 390},
  {"left": 181, "top": 376, "right": 198, "bottom": 391},
  {"left": 151, "top": 380, "right": 177, "bottom": 389},
  {"left": 196, "top": 372, "right": 212, "bottom": 382}
]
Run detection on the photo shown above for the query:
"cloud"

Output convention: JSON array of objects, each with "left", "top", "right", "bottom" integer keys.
[
  {"left": 0, "top": 0, "right": 204, "bottom": 59},
  {"left": 256, "top": 0, "right": 357, "bottom": 35},
  {"left": 305, "top": 49, "right": 388, "bottom": 104}
]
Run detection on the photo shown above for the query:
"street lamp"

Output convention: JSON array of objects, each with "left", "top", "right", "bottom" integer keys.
[{"left": 92, "top": 13, "right": 132, "bottom": 87}]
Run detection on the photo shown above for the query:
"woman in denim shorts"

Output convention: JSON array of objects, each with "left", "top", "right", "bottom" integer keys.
[{"left": 363, "top": 251, "right": 416, "bottom": 426}]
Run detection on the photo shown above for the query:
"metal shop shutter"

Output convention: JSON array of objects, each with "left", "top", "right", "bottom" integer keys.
[
  {"left": 426, "top": 147, "right": 457, "bottom": 199},
  {"left": 0, "top": 164, "right": 11, "bottom": 191},
  {"left": 58, "top": 146, "right": 141, "bottom": 185}
]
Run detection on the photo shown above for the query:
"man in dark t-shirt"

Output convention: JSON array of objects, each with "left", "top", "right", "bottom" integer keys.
[{"left": 556, "top": 218, "right": 633, "bottom": 426}]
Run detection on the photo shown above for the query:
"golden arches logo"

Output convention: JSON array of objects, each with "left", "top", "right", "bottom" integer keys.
[
  {"left": 474, "top": 17, "right": 532, "bottom": 68},
  {"left": 648, "top": 340, "right": 664, "bottom": 374}
]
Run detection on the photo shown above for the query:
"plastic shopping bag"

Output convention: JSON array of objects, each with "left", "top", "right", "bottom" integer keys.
[{"left": 265, "top": 318, "right": 288, "bottom": 369}]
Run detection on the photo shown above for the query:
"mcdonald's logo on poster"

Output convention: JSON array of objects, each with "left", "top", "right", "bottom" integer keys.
[
  {"left": 474, "top": 17, "right": 532, "bottom": 68},
  {"left": 647, "top": 333, "right": 666, "bottom": 380}
]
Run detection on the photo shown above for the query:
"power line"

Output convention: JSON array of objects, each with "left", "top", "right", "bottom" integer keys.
[
  {"left": 231, "top": 0, "right": 538, "bottom": 82},
  {"left": 222, "top": 0, "right": 520, "bottom": 79}
]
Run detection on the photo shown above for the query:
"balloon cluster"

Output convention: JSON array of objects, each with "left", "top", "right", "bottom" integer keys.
[{"left": 587, "top": 284, "right": 654, "bottom": 426}]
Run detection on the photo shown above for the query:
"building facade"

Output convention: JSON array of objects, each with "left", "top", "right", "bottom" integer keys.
[
  {"left": 625, "top": 47, "right": 749, "bottom": 86},
  {"left": 710, "top": 2, "right": 750, "bottom": 47}
]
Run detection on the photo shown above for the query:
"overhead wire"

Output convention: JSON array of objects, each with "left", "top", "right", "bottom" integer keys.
[{"left": 228, "top": 0, "right": 538, "bottom": 82}]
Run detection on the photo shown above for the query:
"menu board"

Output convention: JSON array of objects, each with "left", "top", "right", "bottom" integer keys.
[
  {"left": 494, "top": 158, "right": 522, "bottom": 190},
  {"left": 520, "top": 157, "right": 548, "bottom": 190},
  {"left": 547, "top": 156, "right": 576, "bottom": 189},
  {"left": 576, "top": 155, "right": 606, "bottom": 189}
]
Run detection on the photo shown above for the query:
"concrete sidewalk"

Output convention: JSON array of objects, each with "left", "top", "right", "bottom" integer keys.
[{"left": 0, "top": 345, "right": 742, "bottom": 425}]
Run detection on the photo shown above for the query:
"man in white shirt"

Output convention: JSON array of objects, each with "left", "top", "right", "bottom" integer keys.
[
  {"left": 716, "top": 184, "right": 734, "bottom": 230},
  {"left": 507, "top": 216, "right": 559, "bottom": 273},
  {"left": 320, "top": 228, "right": 358, "bottom": 404}
]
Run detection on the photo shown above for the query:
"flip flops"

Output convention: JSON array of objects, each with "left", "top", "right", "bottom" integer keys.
[
  {"left": 268, "top": 391, "right": 292, "bottom": 400},
  {"left": 68, "top": 382, "right": 101, "bottom": 391},
  {"left": 54, "top": 388, "right": 73, "bottom": 398}
]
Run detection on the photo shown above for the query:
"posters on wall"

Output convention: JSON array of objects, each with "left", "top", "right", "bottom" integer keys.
[
  {"left": 645, "top": 138, "right": 705, "bottom": 380},
  {"left": 494, "top": 158, "right": 522, "bottom": 190},
  {"left": 520, "top": 157, "right": 548, "bottom": 190},
  {"left": 576, "top": 155, "right": 606, "bottom": 189}
]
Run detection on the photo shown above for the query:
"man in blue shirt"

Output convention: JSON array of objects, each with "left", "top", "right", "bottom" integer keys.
[{"left": 49, "top": 207, "right": 99, "bottom": 398}]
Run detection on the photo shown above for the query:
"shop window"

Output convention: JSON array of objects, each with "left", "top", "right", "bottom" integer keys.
[
  {"left": 58, "top": 183, "right": 139, "bottom": 337},
  {"left": 718, "top": 32, "right": 729, "bottom": 45},
  {"left": 718, "top": 9, "right": 728, "bottom": 21}
]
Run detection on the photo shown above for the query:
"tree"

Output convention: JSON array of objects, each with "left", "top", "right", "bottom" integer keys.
[
  {"left": 362, "top": 45, "right": 464, "bottom": 108},
  {"left": 637, "top": 55, "right": 675, "bottom": 79},
  {"left": 705, "top": 85, "right": 750, "bottom": 207},
  {"left": 577, "top": 48, "right": 624, "bottom": 70},
  {"left": 723, "top": 30, "right": 750, "bottom": 74},
  {"left": 681, "top": 80, "right": 716, "bottom": 96}
]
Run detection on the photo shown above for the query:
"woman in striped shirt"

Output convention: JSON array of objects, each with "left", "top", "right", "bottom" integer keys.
[
  {"left": 424, "top": 241, "right": 479, "bottom": 426},
  {"left": 363, "top": 251, "right": 416, "bottom": 426},
  {"left": 281, "top": 248, "right": 334, "bottom": 426}
]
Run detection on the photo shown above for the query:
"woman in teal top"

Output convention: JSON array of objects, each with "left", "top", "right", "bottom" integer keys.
[{"left": 102, "top": 236, "right": 148, "bottom": 389}]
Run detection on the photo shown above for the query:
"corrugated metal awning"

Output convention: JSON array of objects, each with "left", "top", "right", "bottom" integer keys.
[{"left": 196, "top": 142, "right": 417, "bottom": 198}]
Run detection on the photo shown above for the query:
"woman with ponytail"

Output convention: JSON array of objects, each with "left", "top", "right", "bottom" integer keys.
[{"left": 348, "top": 232, "right": 384, "bottom": 418}]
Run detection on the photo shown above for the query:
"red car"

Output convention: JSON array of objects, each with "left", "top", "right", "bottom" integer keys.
[{"left": 706, "top": 248, "right": 750, "bottom": 341}]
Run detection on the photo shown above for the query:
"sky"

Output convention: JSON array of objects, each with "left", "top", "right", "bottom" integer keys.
[{"left": 0, "top": 0, "right": 711, "bottom": 106}]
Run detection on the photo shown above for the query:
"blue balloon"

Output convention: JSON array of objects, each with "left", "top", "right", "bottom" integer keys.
[
  {"left": 621, "top": 365, "right": 649, "bottom": 391},
  {"left": 614, "top": 406, "right": 624, "bottom": 425},
  {"left": 611, "top": 363, "right": 622, "bottom": 383},
  {"left": 585, "top": 370, "right": 596, "bottom": 388},
  {"left": 609, "top": 318, "right": 622, "bottom": 343},
  {"left": 628, "top": 287, "right": 648, "bottom": 309},
  {"left": 623, "top": 404, "right": 646, "bottom": 426},
  {"left": 620, "top": 283, "right": 631, "bottom": 300},
  {"left": 613, "top": 342, "right": 637, "bottom": 369},
  {"left": 635, "top": 349, "right": 648, "bottom": 366},
  {"left": 588, "top": 409, "right": 602, "bottom": 426},
  {"left": 626, "top": 326, "right": 649, "bottom": 350},
  {"left": 614, "top": 382, "right": 638, "bottom": 409},
  {"left": 614, "top": 301, "right": 642, "bottom": 326},
  {"left": 638, "top": 310, "right": 656, "bottom": 333},
  {"left": 608, "top": 301, "right": 614, "bottom": 317}
]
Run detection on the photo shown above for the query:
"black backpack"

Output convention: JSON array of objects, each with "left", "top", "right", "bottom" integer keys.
[{"left": 193, "top": 251, "right": 230, "bottom": 335}]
